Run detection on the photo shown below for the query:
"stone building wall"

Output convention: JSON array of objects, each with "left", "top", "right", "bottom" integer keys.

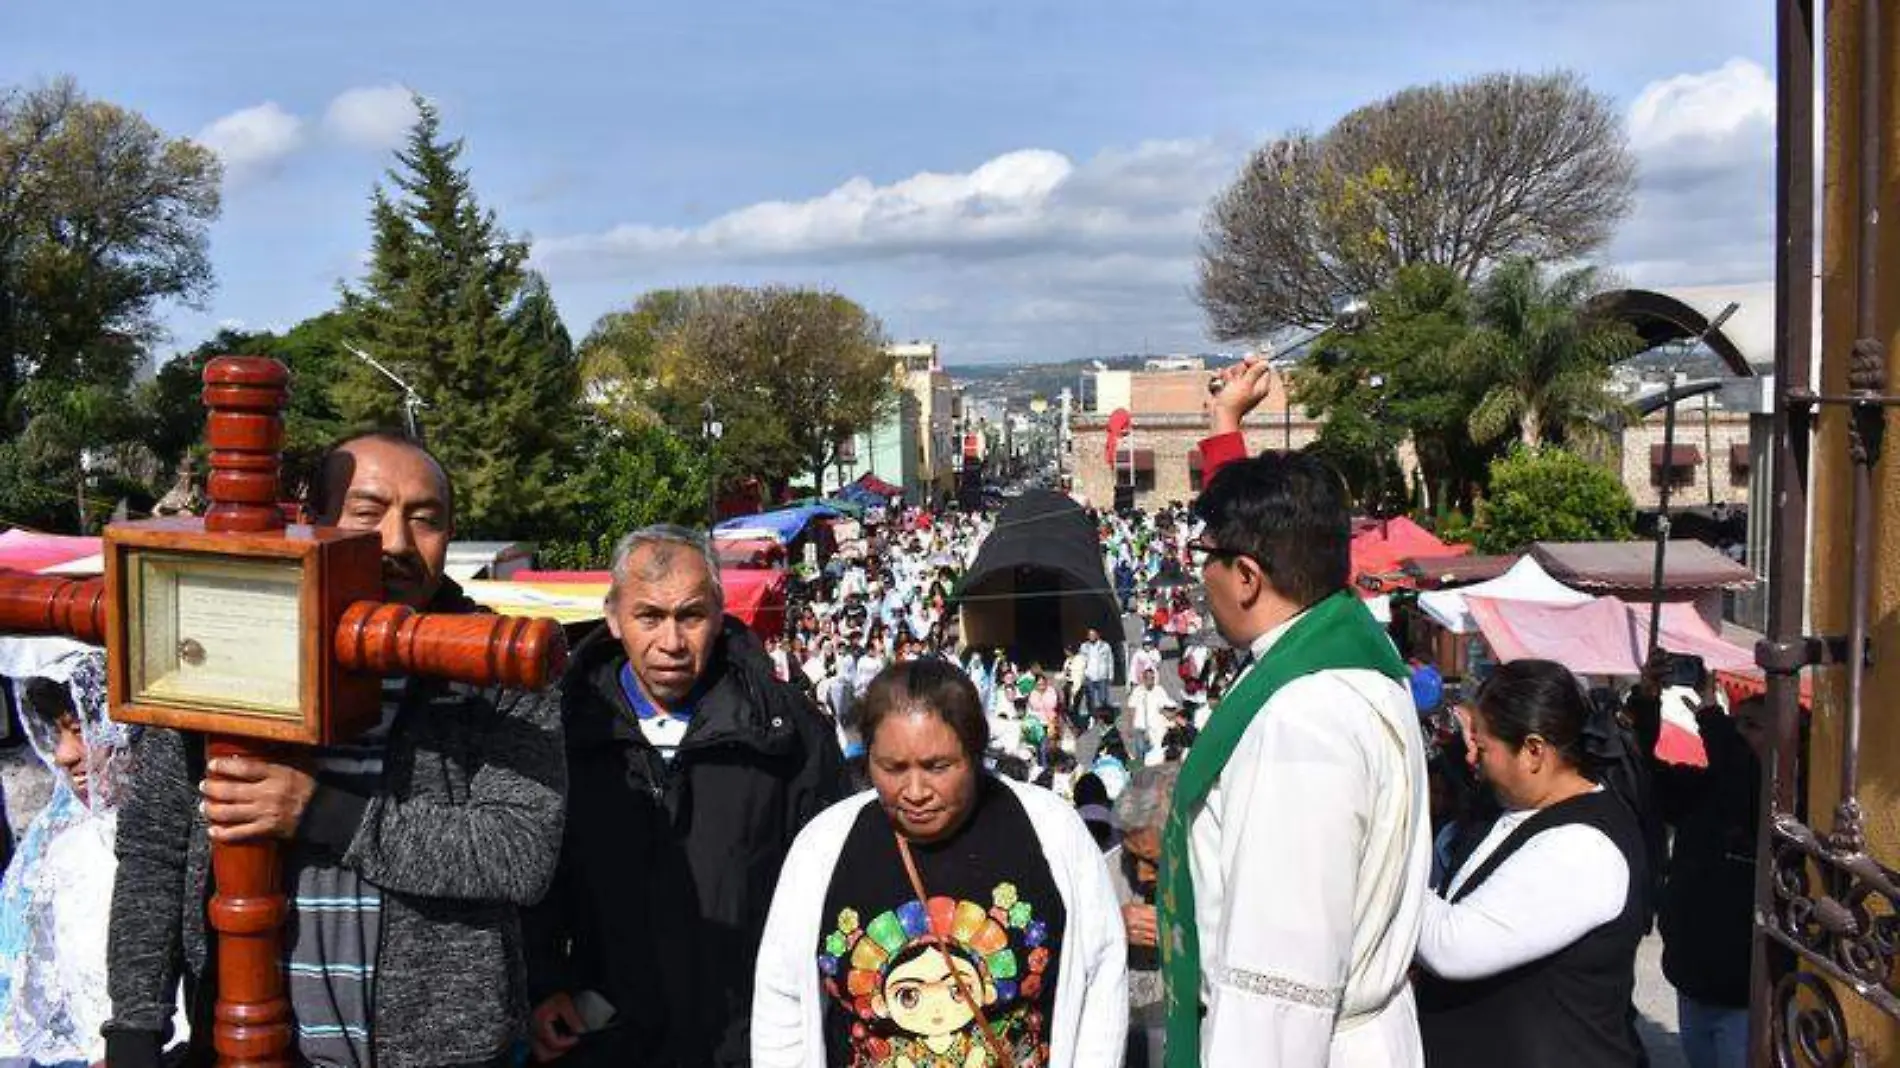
[
  {"left": 1070, "top": 413, "right": 1321, "bottom": 511},
  {"left": 1615, "top": 409, "right": 1755, "bottom": 509}
]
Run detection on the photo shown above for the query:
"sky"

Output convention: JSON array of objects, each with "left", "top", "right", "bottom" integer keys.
[{"left": 2, "top": 0, "right": 1777, "bottom": 366}]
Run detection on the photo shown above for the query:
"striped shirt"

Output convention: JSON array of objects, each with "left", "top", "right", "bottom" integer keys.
[{"left": 282, "top": 681, "right": 401, "bottom": 1067}]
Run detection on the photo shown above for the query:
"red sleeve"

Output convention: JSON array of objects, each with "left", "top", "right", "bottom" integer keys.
[{"left": 1198, "top": 431, "right": 1249, "bottom": 486}]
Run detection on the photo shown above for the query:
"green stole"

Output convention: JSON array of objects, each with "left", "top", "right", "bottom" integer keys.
[{"left": 1158, "top": 591, "right": 1408, "bottom": 1068}]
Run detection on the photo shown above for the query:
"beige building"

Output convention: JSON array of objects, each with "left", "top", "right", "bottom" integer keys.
[
  {"left": 1069, "top": 366, "right": 1323, "bottom": 509},
  {"left": 888, "top": 341, "right": 959, "bottom": 499},
  {"left": 1068, "top": 363, "right": 1761, "bottom": 516},
  {"left": 1612, "top": 406, "right": 1756, "bottom": 510}
]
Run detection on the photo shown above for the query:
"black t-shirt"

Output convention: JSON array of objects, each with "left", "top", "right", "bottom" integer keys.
[{"left": 817, "top": 776, "right": 1066, "bottom": 1067}]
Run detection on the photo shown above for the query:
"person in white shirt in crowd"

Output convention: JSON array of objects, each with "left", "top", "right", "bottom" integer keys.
[
  {"left": 1126, "top": 669, "right": 1180, "bottom": 767},
  {"left": 1129, "top": 640, "right": 1163, "bottom": 695},
  {"left": 767, "top": 635, "right": 793, "bottom": 683},
  {"left": 854, "top": 636, "right": 887, "bottom": 695},
  {"left": 1414, "top": 660, "right": 1650, "bottom": 1068},
  {"left": 1079, "top": 627, "right": 1117, "bottom": 722},
  {"left": 1158, "top": 448, "right": 1428, "bottom": 1068},
  {"left": 751, "top": 659, "right": 1128, "bottom": 1068},
  {"left": 1062, "top": 645, "right": 1090, "bottom": 729}
]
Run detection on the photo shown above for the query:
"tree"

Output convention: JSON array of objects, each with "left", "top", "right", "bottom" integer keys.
[
  {"left": 1473, "top": 446, "right": 1635, "bottom": 554},
  {"left": 537, "top": 420, "right": 711, "bottom": 569},
  {"left": 581, "top": 285, "right": 895, "bottom": 495},
  {"left": 0, "top": 78, "right": 221, "bottom": 426},
  {"left": 1293, "top": 264, "right": 1502, "bottom": 513},
  {"left": 1198, "top": 71, "right": 1635, "bottom": 339},
  {"left": 339, "top": 98, "right": 580, "bottom": 538},
  {"left": 141, "top": 312, "right": 355, "bottom": 489},
  {"left": 1460, "top": 258, "right": 1643, "bottom": 448}
]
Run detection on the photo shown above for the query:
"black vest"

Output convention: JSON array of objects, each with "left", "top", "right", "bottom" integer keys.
[{"left": 1416, "top": 790, "right": 1650, "bottom": 1068}]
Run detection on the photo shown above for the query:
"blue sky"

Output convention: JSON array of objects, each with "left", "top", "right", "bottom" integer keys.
[{"left": 3, "top": 0, "right": 1775, "bottom": 365}]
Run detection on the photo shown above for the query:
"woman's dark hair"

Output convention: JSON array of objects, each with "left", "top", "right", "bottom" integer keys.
[
  {"left": 1073, "top": 772, "right": 1110, "bottom": 809},
  {"left": 1473, "top": 659, "right": 1593, "bottom": 773},
  {"left": 859, "top": 659, "right": 988, "bottom": 761},
  {"left": 21, "top": 677, "right": 75, "bottom": 728}
]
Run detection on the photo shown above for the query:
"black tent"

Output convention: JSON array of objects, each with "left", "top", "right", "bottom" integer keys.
[{"left": 956, "top": 490, "right": 1123, "bottom": 682}]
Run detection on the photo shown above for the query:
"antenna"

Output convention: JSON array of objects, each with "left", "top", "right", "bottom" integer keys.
[{"left": 342, "top": 343, "right": 429, "bottom": 442}]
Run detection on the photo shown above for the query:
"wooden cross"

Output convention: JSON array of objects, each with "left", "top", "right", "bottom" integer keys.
[{"left": 0, "top": 355, "right": 568, "bottom": 1068}]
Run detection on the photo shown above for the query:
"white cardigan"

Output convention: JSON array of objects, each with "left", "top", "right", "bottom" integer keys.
[{"left": 752, "top": 777, "right": 1130, "bottom": 1068}]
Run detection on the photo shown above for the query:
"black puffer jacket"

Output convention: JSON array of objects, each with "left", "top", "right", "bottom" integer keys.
[{"left": 525, "top": 618, "right": 846, "bottom": 1067}]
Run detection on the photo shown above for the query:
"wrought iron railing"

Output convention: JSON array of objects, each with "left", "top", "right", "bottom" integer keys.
[{"left": 1750, "top": 1, "right": 1899, "bottom": 1065}]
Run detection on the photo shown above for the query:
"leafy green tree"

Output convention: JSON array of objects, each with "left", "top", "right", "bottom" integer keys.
[
  {"left": 1460, "top": 258, "right": 1643, "bottom": 448},
  {"left": 7, "top": 377, "right": 153, "bottom": 531},
  {"left": 538, "top": 420, "right": 711, "bottom": 569},
  {"left": 141, "top": 313, "right": 354, "bottom": 491},
  {"left": 1294, "top": 264, "right": 1502, "bottom": 512},
  {"left": 0, "top": 78, "right": 221, "bottom": 426},
  {"left": 580, "top": 285, "right": 894, "bottom": 496},
  {"left": 1473, "top": 446, "right": 1635, "bottom": 554},
  {"left": 338, "top": 98, "right": 579, "bottom": 538}
]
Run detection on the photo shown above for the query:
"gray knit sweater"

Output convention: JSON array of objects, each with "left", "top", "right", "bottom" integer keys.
[{"left": 103, "top": 679, "right": 566, "bottom": 1068}]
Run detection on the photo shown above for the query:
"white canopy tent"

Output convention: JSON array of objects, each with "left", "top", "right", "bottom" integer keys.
[{"left": 1417, "top": 556, "right": 1592, "bottom": 634}]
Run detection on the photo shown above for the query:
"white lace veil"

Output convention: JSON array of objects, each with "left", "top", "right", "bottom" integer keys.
[{"left": 0, "top": 637, "right": 135, "bottom": 1064}]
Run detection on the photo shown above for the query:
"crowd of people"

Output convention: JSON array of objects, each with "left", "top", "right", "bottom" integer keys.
[{"left": 0, "top": 356, "right": 1770, "bottom": 1068}]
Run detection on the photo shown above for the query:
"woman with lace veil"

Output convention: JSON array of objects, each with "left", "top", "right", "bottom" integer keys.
[{"left": 0, "top": 637, "right": 181, "bottom": 1067}]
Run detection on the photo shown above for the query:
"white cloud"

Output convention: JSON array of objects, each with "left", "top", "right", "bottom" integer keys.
[
  {"left": 537, "top": 139, "right": 1236, "bottom": 271},
  {"left": 1610, "top": 58, "right": 1776, "bottom": 288},
  {"left": 195, "top": 102, "right": 304, "bottom": 185},
  {"left": 324, "top": 85, "right": 420, "bottom": 150},
  {"left": 1627, "top": 59, "right": 1775, "bottom": 159},
  {"left": 537, "top": 139, "right": 1237, "bottom": 361},
  {"left": 540, "top": 59, "right": 1781, "bottom": 362}
]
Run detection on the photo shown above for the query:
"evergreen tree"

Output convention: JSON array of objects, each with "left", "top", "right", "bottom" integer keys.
[{"left": 338, "top": 98, "right": 579, "bottom": 538}]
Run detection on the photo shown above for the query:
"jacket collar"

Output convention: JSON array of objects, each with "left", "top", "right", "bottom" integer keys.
[{"left": 566, "top": 618, "right": 801, "bottom": 758}]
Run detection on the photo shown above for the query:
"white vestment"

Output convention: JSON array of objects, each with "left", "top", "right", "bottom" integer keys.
[{"left": 1187, "top": 614, "right": 1431, "bottom": 1068}]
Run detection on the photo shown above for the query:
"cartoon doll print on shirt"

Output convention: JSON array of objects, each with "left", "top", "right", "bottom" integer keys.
[{"left": 819, "top": 883, "right": 1055, "bottom": 1068}]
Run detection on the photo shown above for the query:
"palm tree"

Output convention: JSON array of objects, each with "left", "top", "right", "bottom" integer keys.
[{"left": 1459, "top": 258, "right": 1642, "bottom": 448}]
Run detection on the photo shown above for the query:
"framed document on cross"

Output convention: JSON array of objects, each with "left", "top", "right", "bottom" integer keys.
[{"left": 0, "top": 354, "right": 569, "bottom": 1068}]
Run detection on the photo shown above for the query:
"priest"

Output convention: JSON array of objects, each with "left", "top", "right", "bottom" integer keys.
[{"left": 1158, "top": 357, "right": 1431, "bottom": 1068}]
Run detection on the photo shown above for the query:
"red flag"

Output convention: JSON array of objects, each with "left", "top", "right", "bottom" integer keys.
[{"left": 1104, "top": 408, "right": 1132, "bottom": 465}]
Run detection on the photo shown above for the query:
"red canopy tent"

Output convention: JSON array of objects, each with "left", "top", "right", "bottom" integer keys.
[
  {"left": 854, "top": 473, "right": 902, "bottom": 499},
  {"left": 510, "top": 567, "right": 787, "bottom": 638},
  {"left": 1351, "top": 517, "right": 1468, "bottom": 588},
  {"left": 714, "top": 538, "right": 788, "bottom": 569},
  {"left": 0, "top": 529, "right": 100, "bottom": 574}
]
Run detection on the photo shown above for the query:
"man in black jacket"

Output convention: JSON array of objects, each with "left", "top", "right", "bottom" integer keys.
[
  {"left": 526, "top": 525, "right": 845, "bottom": 1068},
  {"left": 1627, "top": 652, "right": 1766, "bottom": 1068},
  {"left": 105, "top": 432, "right": 567, "bottom": 1068}
]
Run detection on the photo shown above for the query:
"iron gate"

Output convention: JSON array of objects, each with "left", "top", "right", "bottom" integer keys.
[{"left": 1749, "top": 1, "right": 1900, "bottom": 1065}]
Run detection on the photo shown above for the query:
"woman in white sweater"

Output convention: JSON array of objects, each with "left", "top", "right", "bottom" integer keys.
[
  {"left": 753, "top": 658, "right": 1128, "bottom": 1068},
  {"left": 1414, "top": 659, "right": 1650, "bottom": 1068}
]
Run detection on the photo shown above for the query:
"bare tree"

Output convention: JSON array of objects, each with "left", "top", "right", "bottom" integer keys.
[{"left": 1199, "top": 71, "right": 1636, "bottom": 340}]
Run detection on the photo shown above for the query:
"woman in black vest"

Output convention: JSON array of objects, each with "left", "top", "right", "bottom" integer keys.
[{"left": 1415, "top": 659, "right": 1650, "bottom": 1068}]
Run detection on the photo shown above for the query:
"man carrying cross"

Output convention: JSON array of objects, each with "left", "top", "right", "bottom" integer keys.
[{"left": 104, "top": 432, "right": 568, "bottom": 1068}]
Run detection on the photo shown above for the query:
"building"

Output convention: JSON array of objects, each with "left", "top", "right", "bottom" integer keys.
[
  {"left": 823, "top": 341, "right": 959, "bottom": 504},
  {"left": 1068, "top": 365, "right": 1322, "bottom": 510},
  {"left": 890, "top": 342, "right": 959, "bottom": 501},
  {"left": 1614, "top": 404, "right": 1757, "bottom": 510},
  {"left": 825, "top": 389, "right": 922, "bottom": 501}
]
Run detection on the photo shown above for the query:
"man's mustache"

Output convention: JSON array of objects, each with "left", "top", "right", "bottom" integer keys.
[{"left": 382, "top": 554, "right": 426, "bottom": 583}]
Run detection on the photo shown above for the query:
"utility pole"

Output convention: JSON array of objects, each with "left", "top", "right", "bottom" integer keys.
[{"left": 702, "top": 400, "right": 723, "bottom": 530}]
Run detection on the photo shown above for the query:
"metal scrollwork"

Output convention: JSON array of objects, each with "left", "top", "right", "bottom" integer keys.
[
  {"left": 1764, "top": 813, "right": 1900, "bottom": 1030},
  {"left": 1772, "top": 971, "right": 1856, "bottom": 1068}
]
